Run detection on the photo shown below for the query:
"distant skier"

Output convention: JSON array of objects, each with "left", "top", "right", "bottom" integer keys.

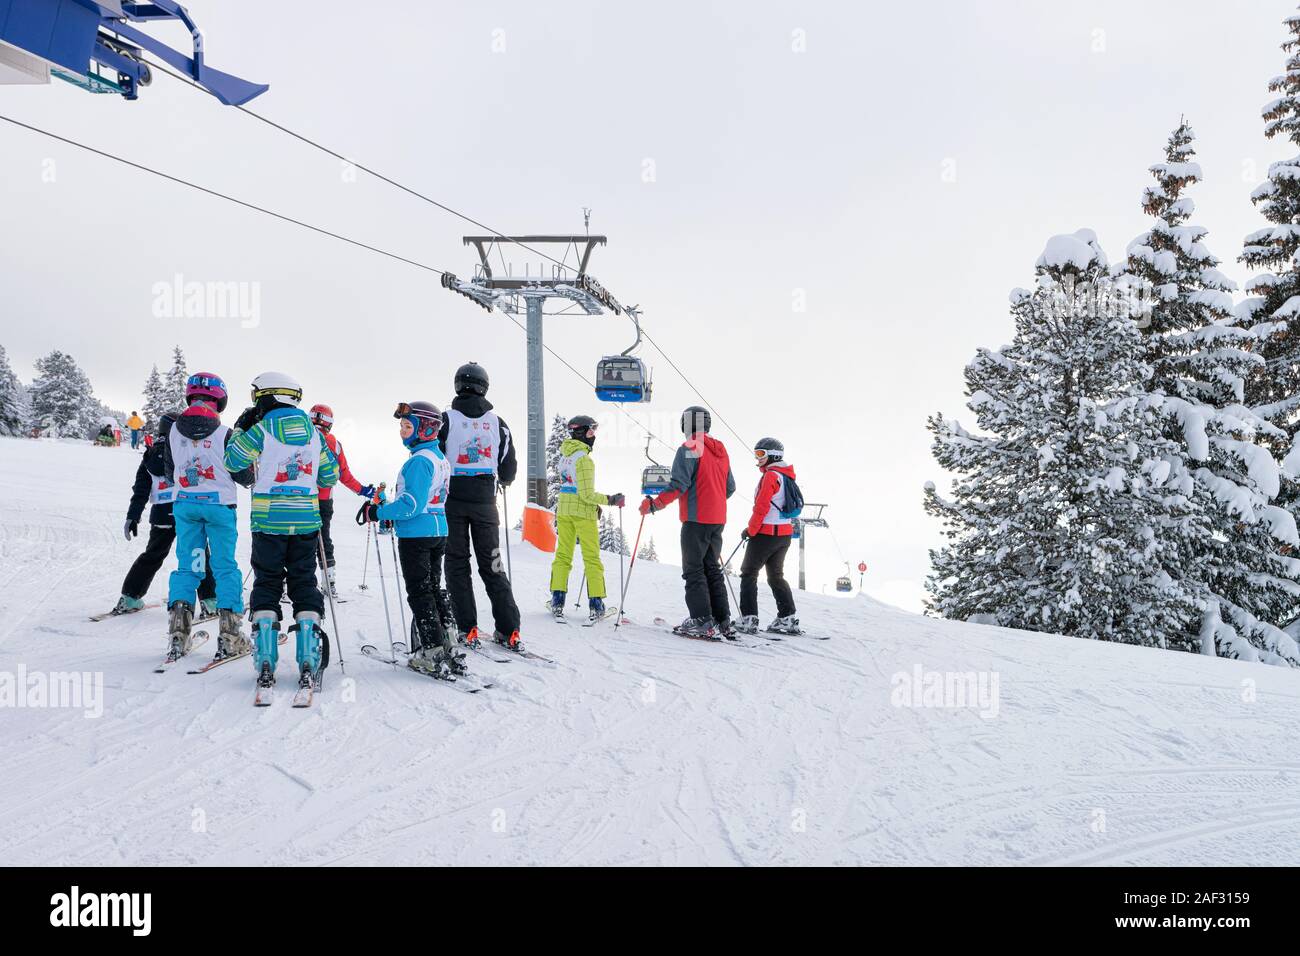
[
  {"left": 639, "top": 406, "right": 736, "bottom": 638},
  {"left": 437, "top": 362, "right": 522, "bottom": 651},
  {"left": 163, "top": 373, "right": 253, "bottom": 662},
  {"left": 357, "top": 401, "right": 465, "bottom": 678},
  {"left": 113, "top": 411, "right": 217, "bottom": 618},
  {"left": 308, "top": 403, "right": 374, "bottom": 599},
  {"left": 737, "top": 437, "right": 800, "bottom": 635},
  {"left": 126, "top": 411, "right": 144, "bottom": 450},
  {"left": 224, "top": 372, "right": 339, "bottom": 693},
  {"left": 547, "top": 415, "right": 624, "bottom": 622}
]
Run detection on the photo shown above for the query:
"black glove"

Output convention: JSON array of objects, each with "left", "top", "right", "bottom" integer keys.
[
  {"left": 124, "top": 518, "right": 139, "bottom": 541},
  {"left": 607, "top": 493, "right": 626, "bottom": 508},
  {"left": 233, "top": 405, "right": 263, "bottom": 433},
  {"left": 740, "top": 530, "right": 751, "bottom": 541},
  {"left": 356, "top": 501, "right": 380, "bottom": 525}
]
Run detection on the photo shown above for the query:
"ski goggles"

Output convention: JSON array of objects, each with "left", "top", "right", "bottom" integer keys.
[
  {"left": 187, "top": 373, "right": 226, "bottom": 392},
  {"left": 251, "top": 385, "right": 302, "bottom": 402},
  {"left": 394, "top": 402, "right": 418, "bottom": 419},
  {"left": 753, "top": 448, "right": 770, "bottom": 460}
]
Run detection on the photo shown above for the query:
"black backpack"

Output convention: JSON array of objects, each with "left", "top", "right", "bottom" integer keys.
[{"left": 777, "top": 472, "right": 805, "bottom": 519}]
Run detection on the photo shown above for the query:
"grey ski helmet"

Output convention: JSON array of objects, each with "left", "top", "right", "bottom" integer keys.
[
  {"left": 159, "top": 410, "right": 183, "bottom": 435},
  {"left": 754, "top": 437, "right": 784, "bottom": 463},
  {"left": 454, "top": 362, "right": 489, "bottom": 396},
  {"left": 681, "top": 405, "right": 711, "bottom": 436}
]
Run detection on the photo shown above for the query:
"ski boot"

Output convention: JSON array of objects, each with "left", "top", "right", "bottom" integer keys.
[
  {"left": 672, "top": 616, "right": 717, "bottom": 639},
  {"left": 166, "top": 601, "right": 194, "bottom": 660},
  {"left": 550, "top": 591, "right": 566, "bottom": 620},
  {"left": 459, "top": 626, "right": 481, "bottom": 649},
  {"left": 767, "top": 615, "right": 802, "bottom": 635},
  {"left": 215, "top": 609, "right": 252, "bottom": 660},
  {"left": 716, "top": 617, "right": 738, "bottom": 640},
  {"left": 735, "top": 614, "right": 760, "bottom": 635},
  {"left": 587, "top": 597, "right": 606, "bottom": 623},
  {"left": 112, "top": 595, "right": 145, "bottom": 616},
  {"left": 290, "top": 611, "right": 327, "bottom": 688},
  {"left": 409, "top": 617, "right": 467, "bottom": 678},
  {"left": 251, "top": 610, "right": 280, "bottom": 686},
  {"left": 199, "top": 597, "right": 219, "bottom": 620},
  {"left": 322, "top": 566, "right": 340, "bottom": 601},
  {"left": 493, "top": 629, "right": 523, "bottom": 652}
]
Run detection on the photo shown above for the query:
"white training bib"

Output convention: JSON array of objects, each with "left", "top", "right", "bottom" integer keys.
[
  {"left": 558, "top": 447, "right": 587, "bottom": 495},
  {"left": 148, "top": 472, "right": 175, "bottom": 506},
  {"left": 253, "top": 428, "right": 322, "bottom": 497},
  {"left": 445, "top": 408, "right": 503, "bottom": 478},
  {"left": 398, "top": 447, "right": 451, "bottom": 515},
  {"left": 170, "top": 424, "right": 238, "bottom": 506}
]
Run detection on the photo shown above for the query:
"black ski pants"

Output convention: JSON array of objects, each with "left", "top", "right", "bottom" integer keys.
[
  {"left": 680, "top": 521, "right": 730, "bottom": 623},
  {"left": 739, "top": 533, "right": 796, "bottom": 618},
  {"left": 122, "top": 523, "right": 215, "bottom": 602},
  {"left": 444, "top": 498, "right": 519, "bottom": 636},
  {"left": 316, "top": 498, "right": 336, "bottom": 569},
  {"left": 250, "top": 531, "right": 324, "bottom": 619},
  {"left": 397, "top": 536, "right": 455, "bottom": 651}
]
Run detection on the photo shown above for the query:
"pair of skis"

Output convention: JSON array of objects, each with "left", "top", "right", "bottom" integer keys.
[{"left": 358, "top": 642, "right": 493, "bottom": 694}]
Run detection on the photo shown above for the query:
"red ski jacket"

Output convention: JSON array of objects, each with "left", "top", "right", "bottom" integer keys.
[
  {"left": 318, "top": 430, "right": 364, "bottom": 501},
  {"left": 651, "top": 434, "right": 735, "bottom": 525},
  {"left": 747, "top": 462, "right": 797, "bottom": 537}
]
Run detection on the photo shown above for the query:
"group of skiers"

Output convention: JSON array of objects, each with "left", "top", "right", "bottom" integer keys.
[{"left": 114, "top": 360, "right": 802, "bottom": 694}]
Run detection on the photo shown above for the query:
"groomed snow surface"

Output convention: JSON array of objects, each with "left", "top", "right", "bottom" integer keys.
[{"left": 2, "top": 437, "right": 1298, "bottom": 866}]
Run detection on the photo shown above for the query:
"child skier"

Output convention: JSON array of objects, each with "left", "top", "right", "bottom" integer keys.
[
  {"left": 114, "top": 411, "right": 217, "bottom": 618},
  {"left": 639, "top": 406, "right": 736, "bottom": 638},
  {"left": 308, "top": 403, "right": 375, "bottom": 599},
  {"left": 357, "top": 401, "right": 464, "bottom": 678},
  {"left": 547, "top": 415, "right": 625, "bottom": 622},
  {"left": 163, "top": 373, "right": 253, "bottom": 661},
  {"left": 737, "top": 437, "right": 800, "bottom": 635},
  {"left": 224, "top": 372, "right": 339, "bottom": 694},
  {"left": 437, "top": 362, "right": 523, "bottom": 651}
]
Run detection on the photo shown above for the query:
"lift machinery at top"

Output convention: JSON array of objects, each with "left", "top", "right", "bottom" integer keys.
[{"left": 0, "top": 0, "right": 267, "bottom": 104}]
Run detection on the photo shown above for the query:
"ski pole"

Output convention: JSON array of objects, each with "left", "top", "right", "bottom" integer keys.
[
  {"left": 389, "top": 532, "right": 409, "bottom": 649},
  {"left": 615, "top": 513, "right": 646, "bottom": 631},
  {"left": 371, "top": 523, "right": 399, "bottom": 664},
  {"left": 617, "top": 507, "right": 626, "bottom": 619},
  {"left": 317, "top": 532, "right": 346, "bottom": 673},
  {"left": 721, "top": 539, "right": 745, "bottom": 612},
  {"left": 359, "top": 521, "right": 372, "bottom": 590},
  {"left": 575, "top": 569, "right": 585, "bottom": 609},
  {"left": 500, "top": 482, "right": 512, "bottom": 582}
]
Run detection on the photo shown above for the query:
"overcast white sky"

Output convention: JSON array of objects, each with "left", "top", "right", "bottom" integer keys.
[{"left": 2, "top": 0, "right": 1297, "bottom": 610}]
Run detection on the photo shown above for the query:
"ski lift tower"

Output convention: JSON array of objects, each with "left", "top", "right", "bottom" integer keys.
[
  {"left": 795, "top": 504, "right": 829, "bottom": 591},
  {"left": 441, "top": 235, "right": 626, "bottom": 506}
]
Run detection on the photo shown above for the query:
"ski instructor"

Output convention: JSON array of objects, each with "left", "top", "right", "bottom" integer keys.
[
  {"left": 437, "top": 362, "right": 523, "bottom": 651},
  {"left": 639, "top": 406, "right": 736, "bottom": 638}
]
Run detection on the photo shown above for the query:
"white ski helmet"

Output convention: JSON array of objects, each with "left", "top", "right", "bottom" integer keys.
[{"left": 251, "top": 371, "right": 303, "bottom": 407}]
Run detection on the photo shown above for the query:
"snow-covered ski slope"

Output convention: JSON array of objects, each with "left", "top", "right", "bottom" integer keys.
[{"left": 1, "top": 436, "right": 1298, "bottom": 866}]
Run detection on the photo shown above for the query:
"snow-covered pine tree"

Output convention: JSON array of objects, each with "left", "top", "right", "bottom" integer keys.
[
  {"left": 163, "top": 345, "right": 188, "bottom": 410},
  {"left": 545, "top": 413, "right": 568, "bottom": 510},
  {"left": 598, "top": 511, "right": 616, "bottom": 552},
  {"left": 141, "top": 364, "right": 170, "bottom": 431},
  {"left": 925, "top": 230, "right": 1199, "bottom": 646},
  {"left": 1124, "top": 121, "right": 1300, "bottom": 665},
  {"left": 28, "top": 350, "right": 96, "bottom": 438},
  {"left": 637, "top": 536, "right": 659, "bottom": 562},
  {"left": 0, "top": 345, "right": 27, "bottom": 436}
]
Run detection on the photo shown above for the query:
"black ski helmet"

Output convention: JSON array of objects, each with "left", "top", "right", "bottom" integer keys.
[
  {"left": 754, "top": 437, "right": 784, "bottom": 462},
  {"left": 681, "top": 405, "right": 711, "bottom": 436},
  {"left": 454, "top": 362, "right": 489, "bottom": 396},
  {"left": 158, "top": 410, "right": 183, "bottom": 436},
  {"left": 568, "top": 414, "right": 598, "bottom": 446}
]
